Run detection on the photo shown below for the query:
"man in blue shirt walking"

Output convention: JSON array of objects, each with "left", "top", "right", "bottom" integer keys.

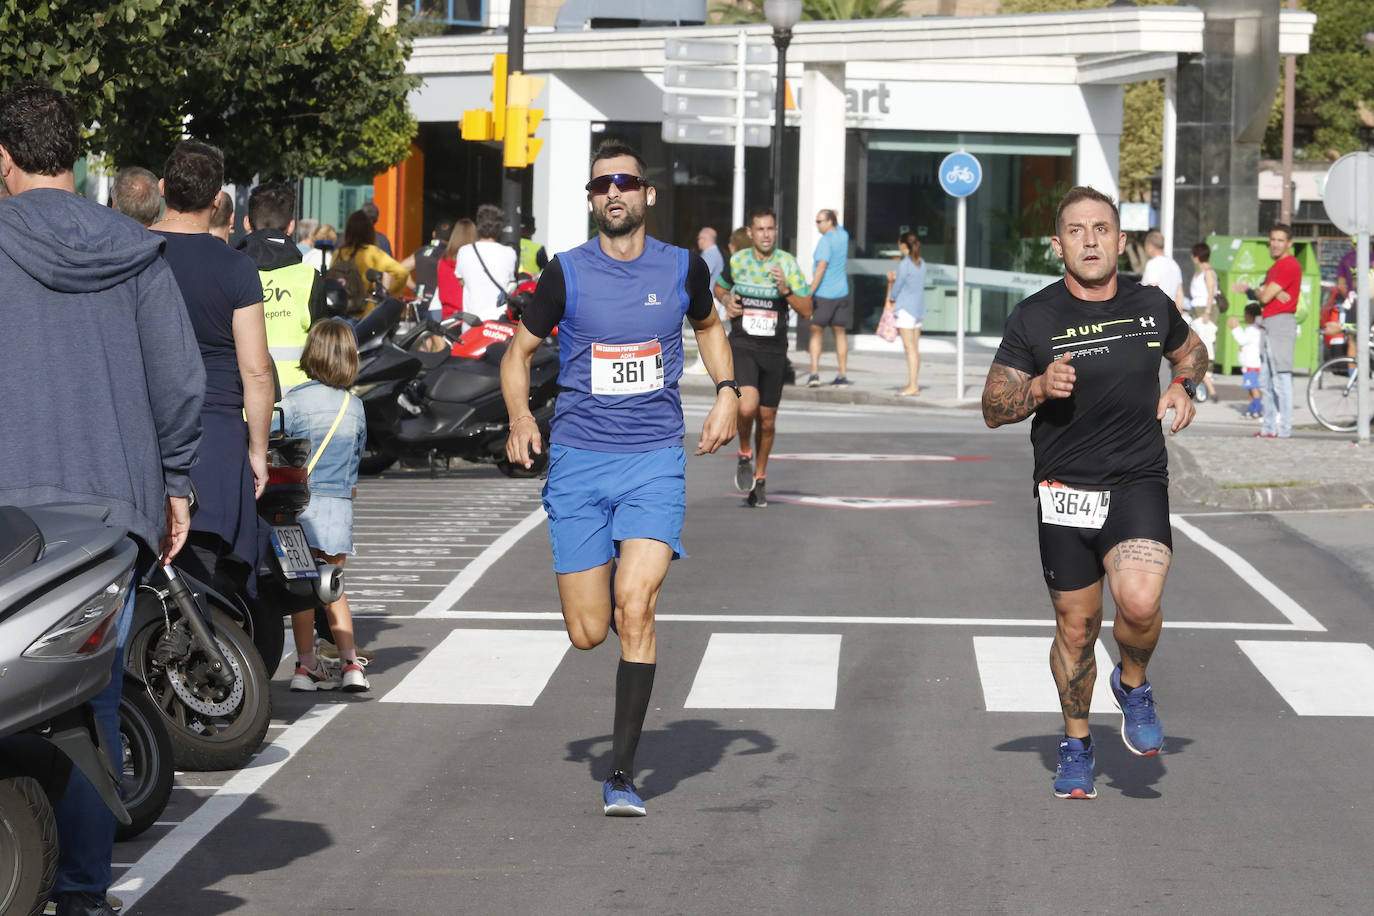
[
  {"left": 806, "top": 209, "right": 852, "bottom": 387},
  {"left": 501, "top": 141, "right": 738, "bottom": 817}
]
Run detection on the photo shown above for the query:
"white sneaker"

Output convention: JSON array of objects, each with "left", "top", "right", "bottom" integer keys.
[
  {"left": 290, "top": 662, "right": 340, "bottom": 692},
  {"left": 340, "top": 660, "right": 370, "bottom": 693}
]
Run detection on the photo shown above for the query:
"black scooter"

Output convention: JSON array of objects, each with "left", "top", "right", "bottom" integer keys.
[{"left": 352, "top": 292, "right": 560, "bottom": 477}]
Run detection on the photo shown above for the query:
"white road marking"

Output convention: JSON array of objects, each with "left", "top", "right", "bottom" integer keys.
[
  {"left": 373, "top": 609, "right": 1312, "bottom": 630},
  {"left": 416, "top": 507, "right": 547, "bottom": 616},
  {"left": 1236, "top": 640, "right": 1374, "bottom": 716},
  {"left": 684, "top": 633, "right": 842, "bottom": 709},
  {"left": 765, "top": 453, "right": 988, "bottom": 462},
  {"left": 761, "top": 493, "right": 993, "bottom": 510},
  {"left": 973, "top": 636, "right": 1116, "bottom": 713},
  {"left": 1170, "top": 515, "right": 1325, "bottom": 631},
  {"left": 111, "top": 704, "right": 345, "bottom": 908},
  {"left": 381, "top": 629, "right": 569, "bottom": 705}
]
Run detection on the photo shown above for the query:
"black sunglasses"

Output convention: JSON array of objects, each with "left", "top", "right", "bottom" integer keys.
[{"left": 585, "top": 173, "right": 649, "bottom": 194}]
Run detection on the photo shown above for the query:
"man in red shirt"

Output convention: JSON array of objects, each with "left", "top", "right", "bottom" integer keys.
[{"left": 1232, "top": 224, "right": 1301, "bottom": 437}]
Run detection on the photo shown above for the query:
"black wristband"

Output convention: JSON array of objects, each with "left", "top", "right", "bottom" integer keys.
[{"left": 716, "top": 379, "right": 741, "bottom": 397}]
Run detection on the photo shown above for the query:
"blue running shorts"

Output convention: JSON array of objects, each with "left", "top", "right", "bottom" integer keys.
[{"left": 542, "top": 444, "right": 687, "bottom": 574}]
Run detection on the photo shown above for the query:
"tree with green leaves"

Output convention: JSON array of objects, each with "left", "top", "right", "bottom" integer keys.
[
  {"left": 0, "top": 0, "right": 420, "bottom": 182},
  {"left": 1264, "top": 0, "right": 1374, "bottom": 161},
  {"left": 712, "top": 0, "right": 905, "bottom": 25}
]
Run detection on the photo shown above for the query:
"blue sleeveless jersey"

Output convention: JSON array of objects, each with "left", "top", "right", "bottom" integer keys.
[{"left": 552, "top": 236, "right": 692, "bottom": 452}]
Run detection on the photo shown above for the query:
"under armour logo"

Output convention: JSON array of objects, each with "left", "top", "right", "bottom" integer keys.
[
  {"left": 644, "top": 293, "right": 661, "bottom": 306},
  {"left": 1140, "top": 316, "right": 1156, "bottom": 328}
]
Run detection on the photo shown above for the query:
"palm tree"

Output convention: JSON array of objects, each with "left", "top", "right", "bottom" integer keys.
[{"left": 713, "top": 0, "right": 907, "bottom": 24}]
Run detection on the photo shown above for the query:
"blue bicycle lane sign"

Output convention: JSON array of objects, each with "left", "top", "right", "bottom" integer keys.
[{"left": 939, "top": 151, "right": 982, "bottom": 198}]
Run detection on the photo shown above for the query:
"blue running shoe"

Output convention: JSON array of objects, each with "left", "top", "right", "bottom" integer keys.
[
  {"left": 603, "top": 771, "right": 646, "bottom": 817},
  {"left": 1110, "top": 662, "right": 1164, "bottom": 756},
  {"left": 1053, "top": 737, "right": 1096, "bottom": 799}
]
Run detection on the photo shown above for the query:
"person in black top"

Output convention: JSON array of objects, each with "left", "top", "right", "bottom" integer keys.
[{"left": 981, "top": 186, "right": 1208, "bottom": 801}]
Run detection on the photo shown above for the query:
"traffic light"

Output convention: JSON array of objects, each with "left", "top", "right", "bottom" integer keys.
[
  {"left": 503, "top": 72, "right": 546, "bottom": 168},
  {"left": 460, "top": 54, "right": 508, "bottom": 142}
]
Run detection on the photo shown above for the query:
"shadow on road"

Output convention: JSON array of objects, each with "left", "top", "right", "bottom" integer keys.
[
  {"left": 994, "top": 729, "right": 1195, "bottom": 800},
  {"left": 119, "top": 795, "right": 331, "bottom": 914},
  {"left": 565, "top": 719, "right": 778, "bottom": 800}
]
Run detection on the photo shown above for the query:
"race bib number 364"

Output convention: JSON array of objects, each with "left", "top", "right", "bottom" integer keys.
[
  {"left": 591, "top": 339, "right": 664, "bottom": 395},
  {"left": 1037, "top": 480, "right": 1110, "bottom": 529}
]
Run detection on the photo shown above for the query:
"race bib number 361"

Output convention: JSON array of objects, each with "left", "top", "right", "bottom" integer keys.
[
  {"left": 591, "top": 339, "right": 664, "bottom": 395},
  {"left": 1037, "top": 480, "right": 1110, "bottom": 529}
]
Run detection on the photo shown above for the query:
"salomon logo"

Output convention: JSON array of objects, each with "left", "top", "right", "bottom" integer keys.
[{"left": 644, "top": 293, "right": 661, "bottom": 306}]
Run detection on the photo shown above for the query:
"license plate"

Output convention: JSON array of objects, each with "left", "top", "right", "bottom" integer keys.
[{"left": 269, "top": 525, "right": 319, "bottom": 579}]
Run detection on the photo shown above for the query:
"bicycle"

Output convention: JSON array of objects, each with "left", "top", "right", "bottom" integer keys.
[{"left": 1306, "top": 324, "right": 1374, "bottom": 432}]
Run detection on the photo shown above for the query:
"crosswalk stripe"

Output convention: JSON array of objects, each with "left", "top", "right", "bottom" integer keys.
[
  {"left": 381, "top": 629, "right": 569, "bottom": 706},
  {"left": 973, "top": 636, "right": 1116, "bottom": 713},
  {"left": 684, "top": 633, "right": 842, "bottom": 709},
  {"left": 1236, "top": 640, "right": 1374, "bottom": 716}
]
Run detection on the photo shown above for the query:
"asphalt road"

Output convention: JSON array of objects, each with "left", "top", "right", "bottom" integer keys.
[{"left": 112, "top": 397, "right": 1374, "bottom": 915}]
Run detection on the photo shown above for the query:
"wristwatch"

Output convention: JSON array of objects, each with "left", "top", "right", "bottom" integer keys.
[
  {"left": 716, "top": 379, "right": 741, "bottom": 398},
  {"left": 1172, "top": 376, "right": 1196, "bottom": 400}
]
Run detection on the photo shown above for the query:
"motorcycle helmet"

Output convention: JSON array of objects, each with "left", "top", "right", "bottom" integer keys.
[{"left": 322, "top": 277, "right": 351, "bottom": 317}]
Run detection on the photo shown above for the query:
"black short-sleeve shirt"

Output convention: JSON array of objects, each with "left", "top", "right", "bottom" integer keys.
[{"left": 993, "top": 279, "right": 1191, "bottom": 488}]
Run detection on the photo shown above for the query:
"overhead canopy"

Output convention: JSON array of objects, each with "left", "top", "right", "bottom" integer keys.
[{"left": 409, "top": 6, "right": 1316, "bottom": 86}]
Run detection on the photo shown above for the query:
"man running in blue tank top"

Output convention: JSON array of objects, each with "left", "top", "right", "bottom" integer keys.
[{"left": 501, "top": 141, "right": 739, "bottom": 816}]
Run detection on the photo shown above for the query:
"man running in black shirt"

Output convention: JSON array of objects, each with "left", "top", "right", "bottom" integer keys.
[{"left": 981, "top": 186, "right": 1208, "bottom": 800}]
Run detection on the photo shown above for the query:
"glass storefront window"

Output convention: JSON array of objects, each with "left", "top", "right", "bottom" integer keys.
[{"left": 846, "top": 130, "right": 1074, "bottom": 336}]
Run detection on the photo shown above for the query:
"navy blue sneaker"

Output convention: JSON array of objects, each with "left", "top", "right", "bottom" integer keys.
[
  {"left": 1110, "top": 663, "right": 1164, "bottom": 756},
  {"left": 1053, "top": 736, "right": 1096, "bottom": 799},
  {"left": 603, "top": 770, "right": 646, "bottom": 816}
]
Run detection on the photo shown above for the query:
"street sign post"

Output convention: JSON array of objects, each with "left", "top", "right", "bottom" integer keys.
[
  {"left": 1321, "top": 151, "right": 1374, "bottom": 443},
  {"left": 662, "top": 32, "right": 774, "bottom": 229},
  {"left": 939, "top": 151, "right": 983, "bottom": 401}
]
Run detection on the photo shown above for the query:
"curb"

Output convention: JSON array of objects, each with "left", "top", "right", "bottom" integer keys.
[{"left": 1168, "top": 441, "right": 1374, "bottom": 511}]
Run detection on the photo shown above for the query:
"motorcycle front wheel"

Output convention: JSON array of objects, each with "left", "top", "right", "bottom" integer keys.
[
  {"left": 129, "top": 606, "right": 272, "bottom": 772},
  {"left": 114, "top": 676, "right": 174, "bottom": 841},
  {"left": 0, "top": 775, "right": 56, "bottom": 916}
]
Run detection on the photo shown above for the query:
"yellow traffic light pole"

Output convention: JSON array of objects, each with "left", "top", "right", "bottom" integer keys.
[{"left": 457, "top": 2, "right": 544, "bottom": 254}]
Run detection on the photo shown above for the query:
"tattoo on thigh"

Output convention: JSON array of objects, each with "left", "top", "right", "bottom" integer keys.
[
  {"left": 1110, "top": 539, "right": 1171, "bottom": 577},
  {"left": 1119, "top": 643, "right": 1154, "bottom": 667}
]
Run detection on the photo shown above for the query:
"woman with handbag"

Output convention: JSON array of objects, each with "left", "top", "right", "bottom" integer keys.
[
  {"left": 280, "top": 320, "right": 371, "bottom": 692},
  {"left": 454, "top": 203, "right": 517, "bottom": 323},
  {"left": 885, "top": 231, "right": 928, "bottom": 397}
]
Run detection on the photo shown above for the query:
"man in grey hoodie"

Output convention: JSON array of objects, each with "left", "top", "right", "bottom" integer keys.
[{"left": 0, "top": 83, "right": 205, "bottom": 916}]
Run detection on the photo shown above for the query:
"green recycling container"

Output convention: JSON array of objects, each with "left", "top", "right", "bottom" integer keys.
[{"left": 1207, "top": 234, "right": 1322, "bottom": 375}]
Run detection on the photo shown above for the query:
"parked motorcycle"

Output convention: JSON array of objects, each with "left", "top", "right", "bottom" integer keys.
[
  {"left": 114, "top": 672, "right": 174, "bottom": 841},
  {"left": 125, "top": 428, "right": 344, "bottom": 772},
  {"left": 0, "top": 503, "right": 135, "bottom": 913},
  {"left": 353, "top": 286, "right": 560, "bottom": 478}
]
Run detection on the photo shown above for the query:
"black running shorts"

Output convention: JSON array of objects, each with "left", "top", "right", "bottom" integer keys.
[
  {"left": 732, "top": 344, "right": 788, "bottom": 408},
  {"left": 1035, "top": 478, "right": 1172, "bottom": 591}
]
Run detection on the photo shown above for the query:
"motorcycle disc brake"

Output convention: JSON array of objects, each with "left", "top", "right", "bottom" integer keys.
[{"left": 166, "top": 633, "right": 245, "bottom": 717}]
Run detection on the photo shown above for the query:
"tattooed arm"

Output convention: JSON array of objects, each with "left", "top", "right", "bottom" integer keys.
[
  {"left": 1157, "top": 327, "right": 1208, "bottom": 434},
  {"left": 981, "top": 355, "right": 1075, "bottom": 428},
  {"left": 1164, "top": 327, "right": 1209, "bottom": 386}
]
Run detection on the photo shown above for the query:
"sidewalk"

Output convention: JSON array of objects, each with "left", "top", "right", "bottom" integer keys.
[{"left": 682, "top": 334, "right": 1374, "bottom": 511}]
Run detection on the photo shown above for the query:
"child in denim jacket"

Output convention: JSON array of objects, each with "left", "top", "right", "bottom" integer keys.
[{"left": 280, "top": 320, "right": 371, "bottom": 691}]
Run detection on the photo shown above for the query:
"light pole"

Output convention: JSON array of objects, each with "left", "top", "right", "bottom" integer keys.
[{"left": 764, "top": 0, "right": 802, "bottom": 231}]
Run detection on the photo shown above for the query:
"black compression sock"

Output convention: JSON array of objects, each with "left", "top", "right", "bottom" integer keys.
[{"left": 612, "top": 660, "right": 656, "bottom": 775}]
